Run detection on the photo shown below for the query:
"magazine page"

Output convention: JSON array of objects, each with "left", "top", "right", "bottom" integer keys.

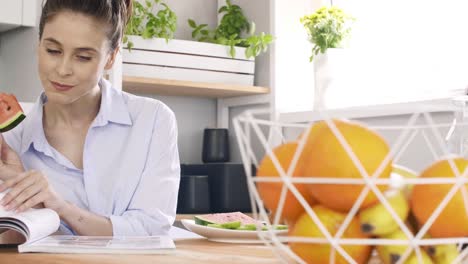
[
  {"left": 0, "top": 191, "right": 60, "bottom": 243},
  {"left": 19, "top": 235, "right": 176, "bottom": 254}
]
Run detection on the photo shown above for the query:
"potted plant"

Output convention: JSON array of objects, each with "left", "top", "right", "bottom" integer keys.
[
  {"left": 122, "top": 0, "right": 270, "bottom": 86},
  {"left": 182, "top": 0, "right": 273, "bottom": 85},
  {"left": 188, "top": 0, "right": 273, "bottom": 60},
  {"left": 300, "top": 6, "right": 354, "bottom": 109},
  {"left": 300, "top": 6, "right": 354, "bottom": 62},
  {"left": 124, "top": 0, "right": 177, "bottom": 50}
]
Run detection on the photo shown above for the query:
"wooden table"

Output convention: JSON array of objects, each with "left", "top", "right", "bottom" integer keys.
[{"left": 0, "top": 238, "right": 284, "bottom": 264}]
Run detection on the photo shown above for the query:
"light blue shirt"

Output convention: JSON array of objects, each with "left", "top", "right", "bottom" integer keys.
[{"left": 3, "top": 79, "right": 180, "bottom": 236}]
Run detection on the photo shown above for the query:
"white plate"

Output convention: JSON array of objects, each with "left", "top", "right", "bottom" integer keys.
[{"left": 180, "top": 219, "right": 288, "bottom": 243}]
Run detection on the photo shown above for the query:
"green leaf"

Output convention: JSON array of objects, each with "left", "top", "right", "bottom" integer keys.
[
  {"left": 127, "top": 41, "right": 134, "bottom": 51},
  {"left": 188, "top": 19, "right": 196, "bottom": 28},
  {"left": 192, "top": 29, "right": 200, "bottom": 39},
  {"left": 249, "top": 22, "right": 256, "bottom": 35},
  {"left": 245, "top": 47, "right": 253, "bottom": 58},
  {"left": 229, "top": 45, "right": 236, "bottom": 58},
  {"left": 218, "top": 6, "right": 229, "bottom": 13}
]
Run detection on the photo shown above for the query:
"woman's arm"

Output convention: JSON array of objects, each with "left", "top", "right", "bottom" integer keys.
[
  {"left": 0, "top": 170, "right": 113, "bottom": 236},
  {"left": 57, "top": 201, "right": 113, "bottom": 236}
]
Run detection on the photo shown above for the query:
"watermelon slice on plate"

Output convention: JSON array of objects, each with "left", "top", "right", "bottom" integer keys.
[
  {"left": 181, "top": 215, "right": 288, "bottom": 243},
  {"left": 193, "top": 212, "right": 287, "bottom": 231},
  {"left": 194, "top": 212, "right": 259, "bottom": 226},
  {"left": 0, "top": 93, "right": 26, "bottom": 133}
]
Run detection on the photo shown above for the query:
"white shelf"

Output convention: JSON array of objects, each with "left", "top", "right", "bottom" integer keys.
[{"left": 122, "top": 76, "right": 269, "bottom": 98}]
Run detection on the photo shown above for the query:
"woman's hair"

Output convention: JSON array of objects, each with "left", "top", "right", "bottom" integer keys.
[{"left": 38, "top": 0, "right": 133, "bottom": 51}]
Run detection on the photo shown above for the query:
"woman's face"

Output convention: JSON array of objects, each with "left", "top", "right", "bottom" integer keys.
[{"left": 38, "top": 11, "right": 116, "bottom": 105}]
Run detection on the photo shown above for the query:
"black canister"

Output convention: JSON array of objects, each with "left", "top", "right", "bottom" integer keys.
[
  {"left": 202, "top": 128, "right": 230, "bottom": 163},
  {"left": 176, "top": 175, "right": 211, "bottom": 214},
  {"left": 181, "top": 163, "right": 254, "bottom": 213}
]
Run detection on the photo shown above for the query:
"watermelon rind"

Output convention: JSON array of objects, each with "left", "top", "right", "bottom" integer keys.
[
  {"left": 207, "top": 221, "right": 241, "bottom": 229},
  {"left": 219, "top": 221, "right": 241, "bottom": 229},
  {"left": 236, "top": 224, "right": 257, "bottom": 231},
  {"left": 194, "top": 216, "right": 216, "bottom": 226},
  {"left": 0, "top": 112, "right": 25, "bottom": 133},
  {"left": 274, "top": 224, "right": 288, "bottom": 230},
  {"left": 206, "top": 223, "right": 223, "bottom": 229}
]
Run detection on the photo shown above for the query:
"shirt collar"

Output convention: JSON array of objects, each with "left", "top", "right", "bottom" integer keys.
[
  {"left": 19, "top": 79, "right": 132, "bottom": 154},
  {"left": 94, "top": 79, "right": 133, "bottom": 127}
]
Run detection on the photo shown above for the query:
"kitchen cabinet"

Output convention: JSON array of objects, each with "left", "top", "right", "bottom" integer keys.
[{"left": 0, "top": 0, "right": 37, "bottom": 32}]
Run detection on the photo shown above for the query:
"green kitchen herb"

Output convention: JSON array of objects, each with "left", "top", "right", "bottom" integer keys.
[
  {"left": 188, "top": 0, "right": 273, "bottom": 59},
  {"left": 124, "top": 0, "right": 177, "bottom": 50}
]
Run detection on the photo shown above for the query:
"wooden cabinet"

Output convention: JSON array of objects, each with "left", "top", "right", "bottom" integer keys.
[{"left": 0, "top": 0, "right": 37, "bottom": 32}]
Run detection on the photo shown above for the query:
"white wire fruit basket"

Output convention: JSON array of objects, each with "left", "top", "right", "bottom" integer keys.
[{"left": 233, "top": 104, "right": 468, "bottom": 264}]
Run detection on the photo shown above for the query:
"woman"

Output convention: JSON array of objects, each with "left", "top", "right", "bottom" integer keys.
[{"left": 0, "top": 0, "right": 180, "bottom": 236}]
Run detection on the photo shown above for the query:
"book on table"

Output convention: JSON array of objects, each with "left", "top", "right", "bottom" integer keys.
[{"left": 0, "top": 191, "right": 176, "bottom": 254}]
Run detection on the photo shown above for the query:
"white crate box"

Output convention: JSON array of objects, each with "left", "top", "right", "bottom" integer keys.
[{"left": 122, "top": 36, "right": 255, "bottom": 86}]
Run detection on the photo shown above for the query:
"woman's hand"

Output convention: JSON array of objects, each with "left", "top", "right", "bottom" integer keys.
[
  {"left": 0, "top": 134, "right": 24, "bottom": 181},
  {"left": 0, "top": 170, "right": 67, "bottom": 213}
]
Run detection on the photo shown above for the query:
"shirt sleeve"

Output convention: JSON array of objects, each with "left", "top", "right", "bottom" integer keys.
[
  {"left": 2, "top": 122, "right": 23, "bottom": 155},
  {"left": 109, "top": 103, "right": 181, "bottom": 236}
]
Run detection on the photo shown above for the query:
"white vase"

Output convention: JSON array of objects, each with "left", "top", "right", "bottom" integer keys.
[{"left": 313, "top": 48, "right": 350, "bottom": 110}]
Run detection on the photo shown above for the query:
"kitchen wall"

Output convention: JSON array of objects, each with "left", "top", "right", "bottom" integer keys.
[{"left": 0, "top": 25, "right": 41, "bottom": 100}]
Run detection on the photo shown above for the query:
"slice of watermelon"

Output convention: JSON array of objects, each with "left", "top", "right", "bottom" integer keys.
[
  {"left": 0, "top": 93, "right": 26, "bottom": 133},
  {"left": 194, "top": 212, "right": 259, "bottom": 226}
]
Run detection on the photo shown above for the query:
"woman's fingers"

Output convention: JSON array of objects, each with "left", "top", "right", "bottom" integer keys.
[
  {"left": 0, "top": 171, "right": 45, "bottom": 210},
  {"left": 0, "top": 170, "right": 62, "bottom": 213},
  {"left": 16, "top": 191, "right": 48, "bottom": 213},
  {"left": 0, "top": 171, "right": 29, "bottom": 192},
  {"left": 4, "top": 182, "right": 44, "bottom": 211}
]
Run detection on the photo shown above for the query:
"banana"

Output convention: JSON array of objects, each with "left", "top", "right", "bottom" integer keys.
[
  {"left": 426, "top": 243, "right": 459, "bottom": 264},
  {"left": 376, "top": 228, "right": 433, "bottom": 264},
  {"left": 416, "top": 230, "right": 460, "bottom": 263},
  {"left": 359, "top": 189, "right": 410, "bottom": 236}
]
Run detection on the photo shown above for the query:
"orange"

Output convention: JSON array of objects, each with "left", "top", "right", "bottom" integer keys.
[
  {"left": 410, "top": 157, "right": 468, "bottom": 237},
  {"left": 301, "top": 119, "right": 392, "bottom": 212},
  {"left": 256, "top": 142, "right": 316, "bottom": 224},
  {"left": 289, "top": 205, "right": 372, "bottom": 264}
]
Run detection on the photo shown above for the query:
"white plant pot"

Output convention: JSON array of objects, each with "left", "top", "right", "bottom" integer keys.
[
  {"left": 122, "top": 36, "right": 255, "bottom": 86},
  {"left": 313, "top": 48, "right": 350, "bottom": 110}
]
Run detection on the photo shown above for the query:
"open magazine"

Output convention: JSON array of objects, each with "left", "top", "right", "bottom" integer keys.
[{"left": 0, "top": 192, "right": 176, "bottom": 254}]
